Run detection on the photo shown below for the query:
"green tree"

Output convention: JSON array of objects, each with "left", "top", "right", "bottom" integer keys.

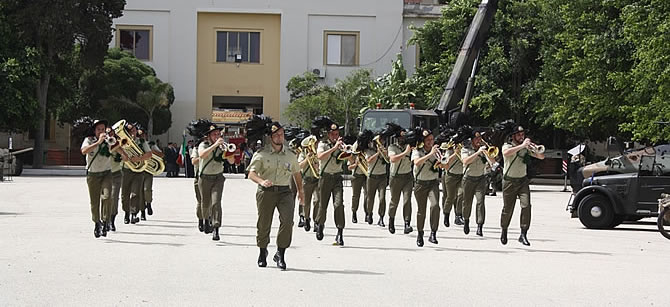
[
  {"left": 333, "top": 69, "right": 372, "bottom": 135},
  {"left": 366, "top": 54, "right": 416, "bottom": 112},
  {"left": 2, "top": 0, "right": 125, "bottom": 167}
]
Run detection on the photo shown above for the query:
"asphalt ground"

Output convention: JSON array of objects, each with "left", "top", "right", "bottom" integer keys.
[{"left": 1, "top": 175, "right": 668, "bottom": 306}]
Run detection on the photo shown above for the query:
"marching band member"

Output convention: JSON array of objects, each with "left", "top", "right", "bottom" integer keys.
[
  {"left": 108, "top": 142, "right": 124, "bottom": 232},
  {"left": 500, "top": 124, "right": 544, "bottom": 246},
  {"left": 441, "top": 133, "right": 465, "bottom": 227},
  {"left": 80, "top": 119, "right": 123, "bottom": 238},
  {"left": 387, "top": 125, "right": 414, "bottom": 235},
  {"left": 348, "top": 130, "right": 371, "bottom": 224},
  {"left": 314, "top": 117, "right": 346, "bottom": 246},
  {"left": 247, "top": 119, "right": 304, "bottom": 270},
  {"left": 365, "top": 133, "right": 389, "bottom": 227},
  {"left": 187, "top": 119, "right": 209, "bottom": 232},
  {"left": 411, "top": 128, "right": 441, "bottom": 246},
  {"left": 121, "top": 123, "right": 152, "bottom": 225},
  {"left": 461, "top": 128, "right": 494, "bottom": 236},
  {"left": 297, "top": 132, "right": 320, "bottom": 232},
  {"left": 198, "top": 122, "right": 230, "bottom": 241}
]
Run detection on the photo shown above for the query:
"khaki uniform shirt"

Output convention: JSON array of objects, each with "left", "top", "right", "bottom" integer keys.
[
  {"left": 317, "top": 140, "right": 343, "bottom": 174},
  {"left": 462, "top": 147, "right": 486, "bottom": 177},
  {"left": 388, "top": 144, "right": 412, "bottom": 176},
  {"left": 412, "top": 148, "right": 439, "bottom": 181},
  {"left": 445, "top": 148, "right": 464, "bottom": 175},
  {"left": 365, "top": 149, "right": 387, "bottom": 176},
  {"left": 122, "top": 137, "right": 151, "bottom": 170},
  {"left": 248, "top": 145, "right": 300, "bottom": 186},
  {"left": 190, "top": 146, "right": 200, "bottom": 176},
  {"left": 111, "top": 152, "right": 123, "bottom": 173},
  {"left": 81, "top": 137, "right": 112, "bottom": 173},
  {"left": 198, "top": 141, "right": 224, "bottom": 175},
  {"left": 502, "top": 142, "right": 528, "bottom": 178}
]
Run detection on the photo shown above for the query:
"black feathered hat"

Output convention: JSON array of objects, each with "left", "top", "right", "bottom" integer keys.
[
  {"left": 313, "top": 116, "right": 342, "bottom": 132},
  {"left": 381, "top": 122, "right": 404, "bottom": 139},
  {"left": 245, "top": 114, "right": 273, "bottom": 144},
  {"left": 187, "top": 119, "right": 214, "bottom": 140},
  {"left": 357, "top": 129, "right": 374, "bottom": 152}
]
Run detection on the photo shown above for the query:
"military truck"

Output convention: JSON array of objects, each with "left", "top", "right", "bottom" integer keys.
[{"left": 360, "top": 108, "right": 439, "bottom": 132}]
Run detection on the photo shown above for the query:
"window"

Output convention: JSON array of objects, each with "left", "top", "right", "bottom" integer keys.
[
  {"left": 324, "top": 31, "right": 359, "bottom": 66},
  {"left": 116, "top": 25, "right": 153, "bottom": 61},
  {"left": 216, "top": 31, "right": 261, "bottom": 63}
]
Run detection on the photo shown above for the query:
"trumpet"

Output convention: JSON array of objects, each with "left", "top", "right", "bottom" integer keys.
[
  {"left": 104, "top": 129, "right": 117, "bottom": 147},
  {"left": 528, "top": 142, "right": 545, "bottom": 154},
  {"left": 219, "top": 140, "right": 237, "bottom": 153},
  {"left": 301, "top": 135, "right": 320, "bottom": 179},
  {"left": 373, "top": 135, "right": 390, "bottom": 164},
  {"left": 480, "top": 139, "right": 499, "bottom": 160}
]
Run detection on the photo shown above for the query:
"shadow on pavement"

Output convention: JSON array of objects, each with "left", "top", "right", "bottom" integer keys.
[
  {"left": 146, "top": 219, "right": 195, "bottom": 224},
  {"left": 0, "top": 212, "right": 22, "bottom": 216},
  {"left": 288, "top": 267, "right": 384, "bottom": 276},
  {"left": 115, "top": 231, "right": 187, "bottom": 237},
  {"left": 103, "top": 239, "right": 184, "bottom": 247},
  {"left": 133, "top": 223, "right": 193, "bottom": 229},
  {"left": 513, "top": 248, "right": 611, "bottom": 256},
  {"left": 609, "top": 227, "right": 659, "bottom": 233},
  {"left": 217, "top": 241, "right": 257, "bottom": 247}
]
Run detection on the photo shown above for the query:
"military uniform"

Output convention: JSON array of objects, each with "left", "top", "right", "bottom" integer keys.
[
  {"left": 461, "top": 146, "right": 487, "bottom": 234},
  {"left": 315, "top": 139, "right": 346, "bottom": 243},
  {"left": 82, "top": 136, "right": 113, "bottom": 238},
  {"left": 412, "top": 147, "right": 440, "bottom": 246},
  {"left": 365, "top": 148, "right": 388, "bottom": 226},
  {"left": 349, "top": 156, "right": 367, "bottom": 223},
  {"left": 191, "top": 146, "right": 204, "bottom": 231},
  {"left": 121, "top": 137, "right": 151, "bottom": 224},
  {"left": 501, "top": 142, "right": 532, "bottom": 244},
  {"left": 198, "top": 140, "right": 226, "bottom": 239},
  {"left": 298, "top": 151, "right": 320, "bottom": 230},
  {"left": 388, "top": 143, "right": 414, "bottom": 234},
  {"left": 108, "top": 152, "right": 123, "bottom": 231},
  {"left": 248, "top": 145, "right": 300, "bottom": 252},
  {"left": 140, "top": 143, "right": 162, "bottom": 219},
  {"left": 441, "top": 148, "right": 464, "bottom": 225}
]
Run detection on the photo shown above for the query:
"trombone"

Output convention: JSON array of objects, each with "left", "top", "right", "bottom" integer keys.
[{"left": 301, "top": 135, "right": 320, "bottom": 179}]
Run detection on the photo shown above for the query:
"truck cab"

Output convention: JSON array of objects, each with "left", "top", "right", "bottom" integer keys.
[{"left": 360, "top": 109, "right": 439, "bottom": 132}]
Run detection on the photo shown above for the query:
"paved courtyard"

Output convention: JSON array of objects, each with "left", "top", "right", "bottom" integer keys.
[{"left": 1, "top": 175, "right": 668, "bottom": 306}]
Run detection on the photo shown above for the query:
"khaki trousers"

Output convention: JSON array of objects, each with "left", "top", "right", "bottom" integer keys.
[
  {"left": 194, "top": 176, "right": 202, "bottom": 219},
  {"left": 414, "top": 179, "right": 440, "bottom": 232},
  {"left": 256, "top": 186, "right": 295, "bottom": 248},
  {"left": 109, "top": 170, "right": 122, "bottom": 217},
  {"left": 302, "top": 177, "right": 320, "bottom": 221},
  {"left": 86, "top": 171, "right": 112, "bottom": 223},
  {"left": 316, "top": 173, "right": 345, "bottom": 229},
  {"left": 463, "top": 175, "right": 486, "bottom": 225},
  {"left": 199, "top": 173, "right": 225, "bottom": 227},
  {"left": 442, "top": 173, "right": 464, "bottom": 216},
  {"left": 121, "top": 169, "right": 143, "bottom": 214},
  {"left": 366, "top": 174, "right": 388, "bottom": 217},
  {"left": 388, "top": 173, "right": 413, "bottom": 222},
  {"left": 501, "top": 177, "right": 532, "bottom": 230},
  {"left": 351, "top": 174, "right": 367, "bottom": 214}
]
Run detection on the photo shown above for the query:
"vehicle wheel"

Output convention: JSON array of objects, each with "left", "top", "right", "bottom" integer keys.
[
  {"left": 658, "top": 207, "right": 670, "bottom": 240},
  {"left": 578, "top": 194, "right": 615, "bottom": 229}
]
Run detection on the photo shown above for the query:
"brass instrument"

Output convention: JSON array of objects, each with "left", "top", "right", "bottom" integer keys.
[
  {"left": 373, "top": 135, "right": 390, "bottom": 163},
  {"left": 219, "top": 140, "right": 237, "bottom": 153},
  {"left": 112, "top": 120, "right": 148, "bottom": 173},
  {"left": 104, "top": 128, "right": 117, "bottom": 147},
  {"left": 289, "top": 138, "right": 302, "bottom": 154},
  {"left": 300, "top": 135, "right": 320, "bottom": 179},
  {"left": 145, "top": 152, "right": 165, "bottom": 175},
  {"left": 480, "top": 139, "right": 499, "bottom": 160},
  {"left": 528, "top": 142, "right": 545, "bottom": 154}
]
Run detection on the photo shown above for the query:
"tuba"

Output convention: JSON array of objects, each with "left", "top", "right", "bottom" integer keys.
[
  {"left": 301, "top": 135, "right": 320, "bottom": 179},
  {"left": 112, "top": 120, "right": 147, "bottom": 173},
  {"left": 145, "top": 152, "right": 165, "bottom": 176}
]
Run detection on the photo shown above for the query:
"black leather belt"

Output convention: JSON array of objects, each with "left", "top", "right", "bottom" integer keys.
[{"left": 261, "top": 185, "right": 291, "bottom": 192}]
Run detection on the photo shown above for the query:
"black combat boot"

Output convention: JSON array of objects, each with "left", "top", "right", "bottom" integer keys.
[
  {"left": 273, "top": 248, "right": 287, "bottom": 270},
  {"left": 204, "top": 219, "right": 212, "bottom": 234},
  {"left": 146, "top": 203, "right": 153, "bottom": 215},
  {"left": 416, "top": 231, "right": 424, "bottom": 247},
  {"left": 428, "top": 231, "right": 438, "bottom": 244},
  {"left": 298, "top": 216, "right": 305, "bottom": 228},
  {"left": 101, "top": 221, "right": 109, "bottom": 237},
  {"left": 111, "top": 215, "right": 117, "bottom": 231},
  {"left": 131, "top": 213, "right": 138, "bottom": 224},
  {"left": 198, "top": 219, "right": 204, "bottom": 232},
  {"left": 366, "top": 213, "right": 373, "bottom": 225},
  {"left": 444, "top": 212, "right": 450, "bottom": 227},
  {"left": 257, "top": 248, "right": 268, "bottom": 267},
  {"left": 212, "top": 227, "right": 220, "bottom": 241},
  {"left": 388, "top": 217, "right": 395, "bottom": 234},
  {"left": 304, "top": 218, "right": 311, "bottom": 232},
  {"left": 335, "top": 228, "right": 344, "bottom": 246},
  {"left": 315, "top": 223, "right": 324, "bottom": 241},
  {"left": 94, "top": 222, "right": 102, "bottom": 238},
  {"left": 463, "top": 220, "right": 470, "bottom": 235},
  {"left": 455, "top": 215, "right": 464, "bottom": 226},
  {"left": 519, "top": 229, "right": 530, "bottom": 246},
  {"left": 352, "top": 212, "right": 358, "bottom": 223},
  {"left": 404, "top": 221, "right": 414, "bottom": 234},
  {"left": 500, "top": 228, "right": 508, "bottom": 245},
  {"left": 124, "top": 212, "right": 130, "bottom": 224},
  {"left": 377, "top": 216, "right": 385, "bottom": 227},
  {"left": 140, "top": 209, "right": 147, "bottom": 221},
  {"left": 476, "top": 224, "right": 483, "bottom": 237}
]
